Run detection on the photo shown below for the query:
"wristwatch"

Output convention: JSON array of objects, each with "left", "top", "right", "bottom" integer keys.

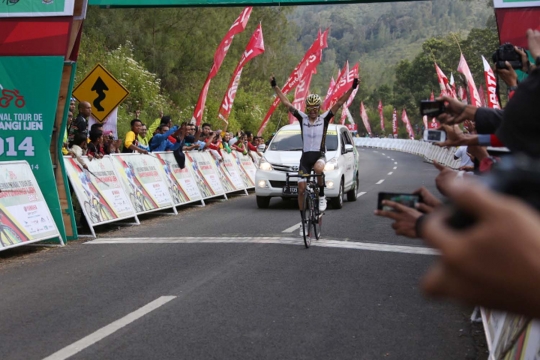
[{"left": 508, "top": 85, "right": 518, "bottom": 93}]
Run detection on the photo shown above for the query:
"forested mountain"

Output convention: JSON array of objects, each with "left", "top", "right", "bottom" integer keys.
[{"left": 78, "top": 0, "right": 496, "bottom": 138}]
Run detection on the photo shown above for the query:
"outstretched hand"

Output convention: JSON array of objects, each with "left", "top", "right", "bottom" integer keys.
[
  {"left": 270, "top": 76, "right": 277, "bottom": 88},
  {"left": 352, "top": 78, "right": 359, "bottom": 89}
]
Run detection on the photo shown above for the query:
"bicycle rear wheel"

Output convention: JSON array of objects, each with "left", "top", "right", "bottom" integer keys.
[{"left": 302, "top": 193, "right": 312, "bottom": 248}]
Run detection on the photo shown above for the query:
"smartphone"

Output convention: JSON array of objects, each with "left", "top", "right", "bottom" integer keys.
[
  {"left": 377, "top": 192, "right": 422, "bottom": 211},
  {"left": 423, "top": 129, "right": 446, "bottom": 142},
  {"left": 420, "top": 100, "right": 445, "bottom": 117}
]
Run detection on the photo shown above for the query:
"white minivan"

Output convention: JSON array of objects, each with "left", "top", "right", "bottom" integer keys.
[{"left": 255, "top": 124, "right": 359, "bottom": 209}]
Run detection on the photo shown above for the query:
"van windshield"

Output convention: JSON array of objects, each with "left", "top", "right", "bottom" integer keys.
[{"left": 269, "top": 130, "right": 338, "bottom": 151}]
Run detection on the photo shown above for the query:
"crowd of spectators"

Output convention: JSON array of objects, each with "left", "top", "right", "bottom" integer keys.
[{"left": 374, "top": 29, "right": 540, "bottom": 320}]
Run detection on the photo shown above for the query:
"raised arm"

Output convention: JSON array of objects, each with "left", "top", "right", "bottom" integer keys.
[
  {"left": 330, "top": 78, "right": 359, "bottom": 115},
  {"left": 270, "top": 76, "right": 295, "bottom": 113}
]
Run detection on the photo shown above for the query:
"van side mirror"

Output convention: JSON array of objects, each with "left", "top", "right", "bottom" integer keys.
[{"left": 344, "top": 144, "right": 354, "bottom": 153}]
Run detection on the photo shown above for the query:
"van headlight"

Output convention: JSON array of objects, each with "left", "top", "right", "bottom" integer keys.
[
  {"left": 259, "top": 159, "right": 273, "bottom": 171},
  {"left": 324, "top": 158, "right": 339, "bottom": 172}
]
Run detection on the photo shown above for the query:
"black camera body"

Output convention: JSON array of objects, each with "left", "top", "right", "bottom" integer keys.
[
  {"left": 492, "top": 43, "right": 523, "bottom": 70},
  {"left": 447, "top": 154, "right": 540, "bottom": 229}
]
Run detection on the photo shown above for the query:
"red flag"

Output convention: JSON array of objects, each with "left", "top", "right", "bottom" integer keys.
[
  {"left": 450, "top": 73, "right": 457, "bottom": 98},
  {"left": 218, "top": 24, "right": 265, "bottom": 124},
  {"left": 457, "top": 53, "right": 481, "bottom": 107},
  {"left": 257, "top": 29, "right": 329, "bottom": 136},
  {"left": 458, "top": 86, "right": 468, "bottom": 104},
  {"left": 192, "top": 7, "right": 252, "bottom": 125},
  {"left": 478, "top": 85, "right": 486, "bottom": 107},
  {"left": 324, "top": 64, "right": 347, "bottom": 110},
  {"left": 359, "top": 102, "right": 372, "bottom": 135},
  {"left": 434, "top": 63, "right": 452, "bottom": 96},
  {"left": 324, "top": 76, "right": 336, "bottom": 107},
  {"left": 392, "top": 108, "right": 398, "bottom": 138},
  {"left": 339, "top": 75, "right": 359, "bottom": 125},
  {"left": 378, "top": 100, "right": 385, "bottom": 131},
  {"left": 482, "top": 55, "right": 501, "bottom": 109},
  {"left": 289, "top": 71, "right": 314, "bottom": 124},
  {"left": 327, "top": 62, "right": 359, "bottom": 110},
  {"left": 401, "top": 109, "right": 414, "bottom": 139}
]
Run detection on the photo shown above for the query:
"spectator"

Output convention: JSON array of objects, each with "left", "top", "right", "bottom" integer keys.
[
  {"left": 149, "top": 123, "right": 183, "bottom": 152},
  {"left": 123, "top": 119, "right": 148, "bottom": 154},
  {"left": 232, "top": 133, "right": 248, "bottom": 155},
  {"left": 68, "top": 101, "right": 92, "bottom": 147},
  {"left": 183, "top": 124, "right": 201, "bottom": 151},
  {"left": 87, "top": 130, "right": 105, "bottom": 160},
  {"left": 245, "top": 131, "right": 263, "bottom": 157},
  {"left": 69, "top": 134, "right": 89, "bottom": 170},
  {"left": 222, "top": 132, "right": 232, "bottom": 154},
  {"left": 138, "top": 123, "right": 150, "bottom": 151},
  {"left": 69, "top": 97, "right": 76, "bottom": 114},
  {"left": 453, "top": 146, "right": 474, "bottom": 172},
  {"left": 147, "top": 110, "right": 165, "bottom": 135},
  {"left": 103, "top": 131, "right": 118, "bottom": 154},
  {"left": 62, "top": 111, "right": 74, "bottom": 155},
  {"left": 207, "top": 130, "right": 224, "bottom": 162},
  {"left": 229, "top": 131, "right": 240, "bottom": 147},
  {"left": 197, "top": 122, "right": 213, "bottom": 150}
]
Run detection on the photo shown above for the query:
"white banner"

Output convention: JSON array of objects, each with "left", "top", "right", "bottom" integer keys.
[
  {"left": 493, "top": 0, "right": 540, "bottom": 8},
  {"left": 156, "top": 152, "right": 203, "bottom": 205},
  {"left": 234, "top": 152, "right": 256, "bottom": 188},
  {"left": 222, "top": 153, "right": 248, "bottom": 192},
  {"left": 185, "top": 151, "right": 225, "bottom": 199},
  {"left": 0, "top": 161, "right": 60, "bottom": 250},
  {"left": 64, "top": 156, "right": 136, "bottom": 226},
  {"left": 111, "top": 154, "right": 173, "bottom": 213}
]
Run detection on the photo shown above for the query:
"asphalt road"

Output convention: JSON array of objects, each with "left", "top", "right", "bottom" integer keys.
[{"left": 0, "top": 148, "right": 487, "bottom": 360}]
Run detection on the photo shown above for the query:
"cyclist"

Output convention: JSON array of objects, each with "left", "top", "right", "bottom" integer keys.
[{"left": 270, "top": 76, "right": 358, "bottom": 233}]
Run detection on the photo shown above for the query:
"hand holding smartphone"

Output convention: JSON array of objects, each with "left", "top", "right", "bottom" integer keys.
[
  {"left": 377, "top": 192, "right": 422, "bottom": 211},
  {"left": 423, "top": 129, "right": 447, "bottom": 143}
]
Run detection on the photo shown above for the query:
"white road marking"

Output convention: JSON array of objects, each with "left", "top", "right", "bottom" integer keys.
[
  {"left": 356, "top": 191, "right": 367, "bottom": 198},
  {"left": 393, "top": 167, "right": 397, "bottom": 170},
  {"left": 373, "top": 151, "right": 378, "bottom": 153},
  {"left": 376, "top": 179, "right": 385, "bottom": 184},
  {"left": 394, "top": 162, "right": 398, "bottom": 165},
  {"left": 282, "top": 222, "right": 301, "bottom": 233},
  {"left": 382, "top": 153, "right": 385, "bottom": 155},
  {"left": 388, "top": 172, "right": 393, "bottom": 175},
  {"left": 86, "top": 237, "right": 438, "bottom": 256},
  {"left": 391, "top": 159, "right": 394, "bottom": 161},
  {"left": 43, "top": 296, "right": 176, "bottom": 360}
]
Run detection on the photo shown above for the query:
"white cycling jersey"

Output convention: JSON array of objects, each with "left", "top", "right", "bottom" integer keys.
[{"left": 292, "top": 109, "right": 334, "bottom": 153}]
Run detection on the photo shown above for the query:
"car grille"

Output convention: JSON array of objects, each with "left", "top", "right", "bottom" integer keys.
[
  {"left": 270, "top": 163, "right": 298, "bottom": 172},
  {"left": 269, "top": 180, "right": 298, "bottom": 188}
]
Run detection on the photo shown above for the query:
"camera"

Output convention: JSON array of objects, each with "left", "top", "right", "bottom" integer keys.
[
  {"left": 420, "top": 100, "right": 445, "bottom": 117},
  {"left": 492, "top": 43, "right": 523, "bottom": 70},
  {"left": 447, "top": 154, "right": 540, "bottom": 229}
]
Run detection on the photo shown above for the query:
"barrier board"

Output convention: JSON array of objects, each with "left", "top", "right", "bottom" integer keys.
[
  {"left": 185, "top": 151, "right": 226, "bottom": 200},
  {"left": 222, "top": 152, "right": 248, "bottom": 194},
  {"left": 0, "top": 161, "right": 61, "bottom": 250},
  {"left": 155, "top": 152, "right": 204, "bottom": 206},
  {"left": 234, "top": 152, "right": 256, "bottom": 188},
  {"left": 64, "top": 156, "right": 138, "bottom": 234},
  {"left": 111, "top": 154, "right": 175, "bottom": 214}
]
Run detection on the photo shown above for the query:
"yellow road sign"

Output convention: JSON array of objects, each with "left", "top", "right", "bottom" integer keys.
[{"left": 72, "top": 64, "right": 129, "bottom": 123}]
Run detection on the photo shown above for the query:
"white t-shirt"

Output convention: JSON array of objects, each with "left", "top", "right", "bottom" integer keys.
[
  {"left": 292, "top": 110, "right": 334, "bottom": 153},
  {"left": 454, "top": 146, "right": 474, "bottom": 168}
]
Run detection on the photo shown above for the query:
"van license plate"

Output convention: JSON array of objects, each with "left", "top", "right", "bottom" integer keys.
[{"left": 283, "top": 186, "right": 298, "bottom": 195}]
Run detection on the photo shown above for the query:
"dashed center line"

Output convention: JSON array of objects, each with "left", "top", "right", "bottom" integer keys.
[
  {"left": 357, "top": 192, "right": 367, "bottom": 198},
  {"left": 376, "top": 179, "right": 385, "bottom": 184},
  {"left": 282, "top": 222, "right": 301, "bottom": 233},
  {"left": 388, "top": 172, "right": 393, "bottom": 175},
  {"left": 393, "top": 167, "right": 397, "bottom": 170},
  {"left": 394, "top": 162, "right": 398, "bottom": 165}
]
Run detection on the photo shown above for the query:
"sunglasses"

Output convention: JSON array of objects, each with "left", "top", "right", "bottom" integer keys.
[{"left": 306, "top": 106, "right": 320, "bottom": 111}]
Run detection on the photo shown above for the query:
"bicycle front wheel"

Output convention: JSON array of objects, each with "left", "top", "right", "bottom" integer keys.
[{"left": 302, "top": 193, "right": 313, "bottom": 248}]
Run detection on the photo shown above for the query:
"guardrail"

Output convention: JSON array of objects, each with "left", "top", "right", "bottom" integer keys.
[{"left": 353, "top": 137, "right": 461, "bottom": 169}]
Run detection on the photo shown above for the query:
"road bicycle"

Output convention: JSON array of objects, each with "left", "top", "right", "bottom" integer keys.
[{"left": 284, "top": 172, "right": 324, "bottom": 248}]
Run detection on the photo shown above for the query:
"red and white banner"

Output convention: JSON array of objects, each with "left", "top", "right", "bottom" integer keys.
[
  {"left": 359, "top": 102, "right": 372, "bottom": 135},
  {"left": 378, "top": 100, "right": 384, "bottom": 131},
  {"left": 392, "top": 109, "right": 398, "bottom": 138},
  {"left": 482, "top": 55, "right": 501, "bottom": 109},
  {"left": 218, "top": 24, "right": 264, "bottom": 124},
  {"left": 435, "top": 63, "right": 451, "bottom": 97},
  {"left": 401, "top": 109, "right": 414, "bottom": 139},
  {"left": 192, "top": 7, "right": 252, "bottom": 125},
  {"left": 458, "top": 86, "right": 468, "bottom": 104},
  {"left": 327, "top": 62, "right": 358, "bottom": 110},
  {"left": 423, "top": 115, "right": 428, "bottom": 130},
  {"left": 457, "top": 53, "right": 481, "bottom": 107},
  {"left": 257, "top": 29, "right": 328, "bottom": 136},
  {"left": 429, "top": 118, "right": 440, "bottom": 129},
  {"left": 450, "top": 73, "right": 457, "bottom": 98},
  {"left": 289, "top": 70, "right": 314, "bottom": 124}
]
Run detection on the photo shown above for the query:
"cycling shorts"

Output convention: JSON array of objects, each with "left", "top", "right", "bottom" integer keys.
[{"left": 298, "top": 151, "right": 325, "bottom": 182}]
